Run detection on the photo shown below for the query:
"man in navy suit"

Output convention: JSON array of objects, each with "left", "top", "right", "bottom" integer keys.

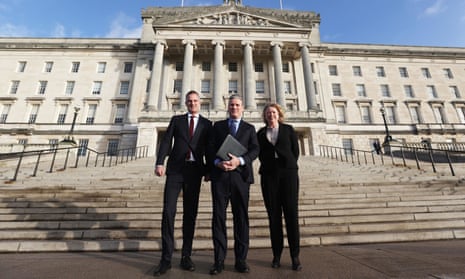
[
  {"left": 153, "top": 90, "right": 212, "bottom": 276},
  {"left": 208, "top": 94, "right": 259, "bottom": 275}
]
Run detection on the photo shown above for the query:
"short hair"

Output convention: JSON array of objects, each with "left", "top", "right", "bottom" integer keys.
[
  {"left": 185, "top": 90, "right": 200, "bottom": 102},
  {"left": 262, "top": 103, "right": 285, "bottom": 124},
  {"left": 228, "top": 94, "right": 242, "bottom": 103}
]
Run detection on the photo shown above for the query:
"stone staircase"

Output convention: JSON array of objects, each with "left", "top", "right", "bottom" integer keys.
[{"left": 1, "top": 155, "right": 465, "bottom": 252}]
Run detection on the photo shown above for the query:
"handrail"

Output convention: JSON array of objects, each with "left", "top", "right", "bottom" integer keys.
[
  {"left": 319, "top": 144, "right": 465, "bottom": 176},
  {"left": 1, "top": 145, "right": 149, "bottom": 183}
]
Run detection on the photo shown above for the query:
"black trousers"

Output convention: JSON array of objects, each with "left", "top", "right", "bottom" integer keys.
[
  {"left": 211, "top": 171, "right": 250, "bottom": 263},
  {"left": 160, "top": 163, "right": 202, "bottom": 263},
  {"left": 260, "top": 167, "right": 300, "bottom": 259}
]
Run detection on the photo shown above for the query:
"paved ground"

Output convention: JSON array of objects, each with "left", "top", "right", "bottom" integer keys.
[{"left": 1, "top": 240, "right": 465, "bottom": 279}]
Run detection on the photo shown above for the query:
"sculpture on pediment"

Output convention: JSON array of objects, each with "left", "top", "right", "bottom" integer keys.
[{"left": 224, "top": 0, "right": 242, "bottom": 5}]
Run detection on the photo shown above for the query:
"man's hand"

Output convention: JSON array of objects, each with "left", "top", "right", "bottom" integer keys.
[
  {"left": 155, "top": 165, "right": 165, "bottom": 177},
  {"left": 216, "top": 153, "right": 241, "bottom": 171}
]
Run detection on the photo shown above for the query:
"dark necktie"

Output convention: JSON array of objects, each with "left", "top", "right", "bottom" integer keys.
[
  {"left": 229, "top": 120, "right": 237, "bottom": 136},
  {"left": 187, "top": 116, "right": 194, "bottom": 159}
]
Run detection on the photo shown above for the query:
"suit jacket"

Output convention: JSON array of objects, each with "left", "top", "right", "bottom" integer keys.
[
  {"left": 156, "top": 114, "right": 212, "bottom": 176},
  {"left": 208, "top": 119, "right": 259, "bottom": 184},
  {"left": 257, "top": 123, "right": 299, "bottom": 174}
]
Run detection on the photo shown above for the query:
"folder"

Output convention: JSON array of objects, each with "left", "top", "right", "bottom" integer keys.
[{"left": 216, "top": 134, "right": 247, "bottom": 161}]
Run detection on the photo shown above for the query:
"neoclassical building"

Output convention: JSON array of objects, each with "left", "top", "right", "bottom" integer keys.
[{"left": 1, "top": 0, "right": 465, "bottom": 156}]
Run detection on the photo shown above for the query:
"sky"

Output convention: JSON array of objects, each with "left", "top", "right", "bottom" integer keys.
[{"left": 0, "top": 0, "right": 465, "bottom": 47}]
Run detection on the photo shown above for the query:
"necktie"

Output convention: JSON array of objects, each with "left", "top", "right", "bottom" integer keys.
[
  {"left": 229, "top": 120, "right": 237, "bottom": 136},
  {"left": 187, "top": 116, "right": 194, "bottom": 160}
]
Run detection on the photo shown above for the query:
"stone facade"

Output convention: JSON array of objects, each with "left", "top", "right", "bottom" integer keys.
[{"left": 1, "top": 1, "right": 465, "bottom": 156}]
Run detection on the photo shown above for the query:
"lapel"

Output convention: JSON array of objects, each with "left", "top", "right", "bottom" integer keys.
[{"left": 191, "top": 115, "right": 204, "bottom": 142}]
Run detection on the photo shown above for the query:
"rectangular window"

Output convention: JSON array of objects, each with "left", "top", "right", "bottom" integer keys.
[
  {"left": 356, "top": 84, "right": 366, "bottom": 97},
  {"left": 57, "top": 104, "right": 69, "bottom": 124},
  {"left": 457, "top": 107, "right": 465, "bottom": 123},
  {"left": 18, "top": 138, "right": 28, "bottom": 145},
  {"left": 282, "top": 62, "right": 290, "bottom": 73},
  {"left": 399, "top": 67, "right": 409, "bottom": 78},
  {"left": 228, "top": 80, "right": 238, "bottom": 94},
  {"left": 119, "top": 81, "right": 130, "bottom": 95},
  {"left": 256, "top": 80, "right": 265, "bottom": 94},
  {"left": 409, "top": 106, "right": 421, "bottom": 124},
  {"left": 65, "top": 81, "right": 75, "bottom": 95},
  {"left": 44, "top": 61, "right": 53, "bottom": 73},
  {"left": 201, "top": 103, "right": 210, "bottom": 111},
  {"left": 86, "top": 104, "right": 97, "bottom": 124},
  {"left": 49, "top": 139, "right": 59, "bottom": 149},
  {"left": 427, "top": 85, "right": 438, "bottom": 98},
  {"left": 443, "top": 68, "right": 453, "bottom": 79},
  {"left": 335, "top": 105, "right": 346, "bottom": 124},
  {"left": 10, "top": 80, "right": 20, "bottom": 94},
  {"left": 202, "top": 62, "right": 211, "bottom": 72},
  {"left": 97, "top": 62, "right": 106, "bottom": 73},
  {"left": 71, "top": 62, "right": 80, "bottom": 73},
  {"left": 175, "top": 62, "right": 183, "bottom": 71},
  {"left": 92, "top": 81, "right": 102, "bottom": 95},
  {"left": 332, "top": 83, "right": 342, "bottom": 96},
  {"left": 201, "top": 80, "right": 211, "bottom": 94},
  {"left": 28, "top": 104, "right": 40, "bottom": 124},
  {"left": 78, "top": 139, "right": 89, "bottom": 156},
  {"left": 376, "top": 66, "right": 386, "bottom": 77},
  {"left": 421, "top": 67, "right": 431, "bottom": 78},
  {"left": 360, "top": 106, "right": 372, "bottom": 124},
  {"left": 17, "top": 61, "right": 27, "bottom": 72},
  {"left": 404, "top": 85, "right": 414, "bottom": 98},
  {"left": 254, "top": 63, "right": 264, "bottom": 72},
  {"left": 173, "top": 79, "right": 182, "bottom": 93},
  {"left": 352, "top": 66, "right": 362, "bottom": 77},
  {"left": 107, "top": 139, "right": 119, "bottom": 156},
  {"left": 123, "top": 62, "right": 133, "bottom": 73},
  {"left": 342, "top": 138, "right": 353, "bottom": 156},
  {"left": 114, "top": 104, "right": 126, "bottom": 124},
  {"left": 385, "top": 106, "right": 396, "bottom": 124},
  {"left": 228, "top": 62, "right": 238, "bottom": 72},
  {"left": 0, "top": 104, "right": 11, "bottom": 123},
  {"left": 38, "top": 81, "right": 48, "bottom": 95},
  {"left": 450, "top": 86, "right": 460, "bottom": 98},
  {"left": 284, "top": 81, "right": 292, "bottom": 94},
  {"left": 433, "top": 106, "right": 446, "bottom": 124},
  {"left": 380, "top": 84, "right": 390, "bottom": 97},
  {"left": 329, "top": 65, "right": 338, "bottom": 76}
]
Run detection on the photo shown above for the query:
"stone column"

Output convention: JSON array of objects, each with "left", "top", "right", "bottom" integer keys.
[
  {"left": 242, "top": 40, "right": 256, "bottom": 110},
  {"left": 299, "top": 43, "right": 317, "bottom": 110},
  {"left": 181, "top": 39, "right": 196, "bottom": 97},
  {"left": 271, "top": 42, "right": 285, "bottom": 107},
  {"left": 147, "top": 40, "right": 166, "bottom": 111},
  {"left": 212, "top": 40, "right": 225, "bottom": 110}
]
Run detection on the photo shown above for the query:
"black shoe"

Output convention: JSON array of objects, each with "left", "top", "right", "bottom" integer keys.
[
  {"left": 209, "top": 261, "right": 224, "bottom": 275},
  {"left": 292, "top": 257, "right": 302, "bottom": 271},
  {"left": 234, "top": 260, "right": 250, "bottom": 273},
  {"left": 271, "top": 256, "right": 281, "bottom": 268},
  {"left": 153, "top": 260, "right": 171, "bottom": 276},
  {"left": 180, "top": 256, "right": 195, "bottom": 271}
]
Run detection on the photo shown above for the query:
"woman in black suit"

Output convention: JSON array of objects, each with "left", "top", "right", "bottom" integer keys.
[{"left": 256, "top": 103, "right": 302, "bottom": 271}]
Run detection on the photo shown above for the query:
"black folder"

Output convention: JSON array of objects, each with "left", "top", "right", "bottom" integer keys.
[{"left": 216, "top": 134, "right": 247, "bottom": 161}]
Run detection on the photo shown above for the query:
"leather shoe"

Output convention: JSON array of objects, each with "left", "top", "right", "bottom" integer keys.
[
  {"left": 292, "top": 257, "right": 302, "bottom": 271},
  {"left": 271, "top": 256, "right": 281, "bottom": 268},
  {"left": 180, "top": 256, "right": 195, "bottom": 271},
  {"left": 234, "top": 260, "right": 250, "bottom": 273},
  {"left": 153, "top": 260, "right": 171, "bottom": 276},
  {"left": 209, "top": 261, "right": 224, "bottom": 275}
]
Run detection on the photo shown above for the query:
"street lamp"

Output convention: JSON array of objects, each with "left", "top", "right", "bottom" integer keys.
[
  {"left": 61, "top": 107, "right": 80, "bottom": 145},
  {"left": 380, "top": 106, "right": 391, "bottom": 146}
]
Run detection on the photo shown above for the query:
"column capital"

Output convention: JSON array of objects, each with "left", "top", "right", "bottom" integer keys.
[
  {"left": 152, "top": 39, "right": 167, "bottom": 46},
  {"left": 298, "top": 42, "right": 312, "bottom": 49},
  {"left": 241, "top": 40, "right": 255, "bottom": 47},
  {"left": 270, "top": 41, "right": 283, "bottom": 48},
  {"left": 212, "top": 40, "right": 225, "bottom": 47},
  {"left": 182, "top": 39, "right": 197, "bottom": 46}
]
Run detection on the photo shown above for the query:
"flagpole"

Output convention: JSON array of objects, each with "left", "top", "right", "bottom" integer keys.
[
  {"left": 279, "top": 0, "right": 283, "bottom": 10},
  {"left": 182, "top": 0, "right": 184, "bottom": 7}
]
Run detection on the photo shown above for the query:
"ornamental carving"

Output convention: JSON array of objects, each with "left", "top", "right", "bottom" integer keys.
[{"left": 195, "top": 13, "right": 271, "bottom": 26}]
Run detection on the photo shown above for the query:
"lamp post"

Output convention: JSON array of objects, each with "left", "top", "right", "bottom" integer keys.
[
  {"left": 61, "top": 107, "right": 80, "bottom": 145},
  {"left": 380, "top": 106, "right": 391, "bottom": 147}
]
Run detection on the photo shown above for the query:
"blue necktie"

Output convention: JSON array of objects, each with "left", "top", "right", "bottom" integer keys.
[{"left": 229, "top": 120, "right": 237, "bottom": 136}]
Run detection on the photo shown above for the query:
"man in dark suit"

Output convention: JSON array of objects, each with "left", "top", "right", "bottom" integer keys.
[
  {"left": 153, "top": 90, "right": 212, "bottom": 276},
  {"left": 207, "top": 94, "right": 259, "bottom": 275}
]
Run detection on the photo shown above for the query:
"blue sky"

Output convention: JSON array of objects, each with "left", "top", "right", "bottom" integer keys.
[{"left": 0, "top": 0, "right": 464, "bottom": 47}]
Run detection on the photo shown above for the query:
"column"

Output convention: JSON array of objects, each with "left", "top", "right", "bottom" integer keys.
[
  {"left": 271, "top": 42, "right": 285, "bottom": 108},
  {"left": 147, "top": 40, "right": 166, "bottom": 111},
  {"left": 299, "top": 43, "right": 317, "bottom": 110},
  {"left": 181, "top": 39, "right": 196, "bottom": 97},
  {"left": 242, "top": 40, "right": 256, "bottom": 110},
  {"left": 212, "top": 40, "right": 225, "bottom": 110}
]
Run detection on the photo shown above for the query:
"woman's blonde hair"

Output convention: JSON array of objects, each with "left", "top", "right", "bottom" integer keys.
[{"left": 262, "top": 103, "right": 285, "bottom": 124}]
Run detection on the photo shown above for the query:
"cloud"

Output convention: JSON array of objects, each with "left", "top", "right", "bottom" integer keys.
[
  {"left": 52, "top": 24, "right": 66, "bottom": 37},
  {"left": 422, "top": 0, "right": 446, "bottom": 16},
  {"left": 105, "top": 12, "right": 141, "bottom": 38},
  {"left": 0, "top": 23, "right": 29, "bottom": 37}
]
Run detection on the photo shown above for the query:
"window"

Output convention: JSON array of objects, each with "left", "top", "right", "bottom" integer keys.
[
  {"left": 284, "top": 81, "right": 292, "bottom": 94},
  {"left": 17, "top": 61, "right": 27, "bottom": 72},
  {"left": 342, "top": 138, "right": 353, "bottom": 156},
  {"left": 201, "top": 103, "right": 210, "bottom": 111},
  {"left": 173, "top": 79, "right": 182, "bottom": 93},
  {"left": 380, "top": 84, "right": 390, "bottom": 97},
  {"left": 376, "top": 66, "right": 385, "bottom": 77},
  {"left": 332, "top": 83, "right": 342, "bottom": 96},
  {"left": 399, "top": 67, "right": 409, "bottom": 78},
  {"left": 427, "top": 85, "right": 438, "bottom": 98},
  {"left": 443, "top": 68, "right": 453, "bottom": 79},
  {"left": 202, "top": 62, "right": 211, "bottom": 72},
  {"left": 0, "top": 104, "right": 11, "bottom": 123},
  {"left": 49, "top": 139, "right": 59, "bottom": 149},
  {"left": 175, "top": 62, "right": 183, "bottom": 71},
  {"left": 18, "top": 139, "right": 28, "bottom": 145},
  {"left": 329, "top": 65, "right": 338, "bottom": 76},
  {"left": 228, "top": 62, "right": 237, "bottom": 72},
  {"left": 28, "top": 104, "right": 40, "bottom": 124},
  {"left": 71, "top": 62, "right": 80, "bottom": 73},
  {"left": 119, "top": 81, "right": 130, "bottom": 95},
  {"left": 65, "top": 81, "right": 75, "bottom": 95},
  {"left": 92, "top": 81, "right": 102, "bottom": 95},
  {"left": 404, "top": 85, "right": 414, "bottom": 98},
  {"left": 57, "top": 104, "right": 69, "bottom": 124},
  {"left": 201, "top": 80, "right": 211, "bottom": 94},
  {"left": 123, "top": 62, "right": 133, "bottom": 73},
  {"left": 433, "top": 106, "right": 446, "bottom": 124},
  {"left": 335, "top": 105, "right": 346, "bottom": 124},
  {"left": 360, "top": 106, "right": 372, "bottom": 124},
  {"left": 421, "top": 67, "right": 431, "bottom": 78},
  {"left": 9, "top": 81, "right": 20, "bottom": 94},
  {"left": 385, "top": 106, "right": 396, "bottom": 124},
  {"left": 78, "top": 139, "right": 89, "bottom": 156},
  {"left": 114, "top": 104, "right": 126, "bottom": 124},
  {"left": 228, "top": 80, "right": 238, "bottom": 94},
  {"left": 97, "top": 62, "right": 106, "bottom": 73},
  {"left": 86, "top": 104, "right": 97, "bottom": 124},
  {"left": 409, "top": 106, "right": 421, "bottom": 124},
  {"left": 254, "top": 63, "right": 264, "bottom": 72},
  {"left": 38, "top": 81, "right": 48, "bottom": 95},
  {"left": 256, "top": 80, "right": 265, "bottom": 94},
  {"left": 107, "top": 139, "right": 119, "bottom": 156},
  {"left": 457, "top": 107, "right": 465, "bottom": 123},
  {"left": 356, "top": 84, "right": 366, "bottom": 97},
  {"left": 450, "top": 86, "right": 460, "bottom": 98},
  {"left": 44, "top": 61, "right": 53, "bottom": 73},
  {"left": 282, "top": 62, "right": 290, "bottom": 73},
  {"left": 352, "top": 66, "right": 362, "bottom": 77}
]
